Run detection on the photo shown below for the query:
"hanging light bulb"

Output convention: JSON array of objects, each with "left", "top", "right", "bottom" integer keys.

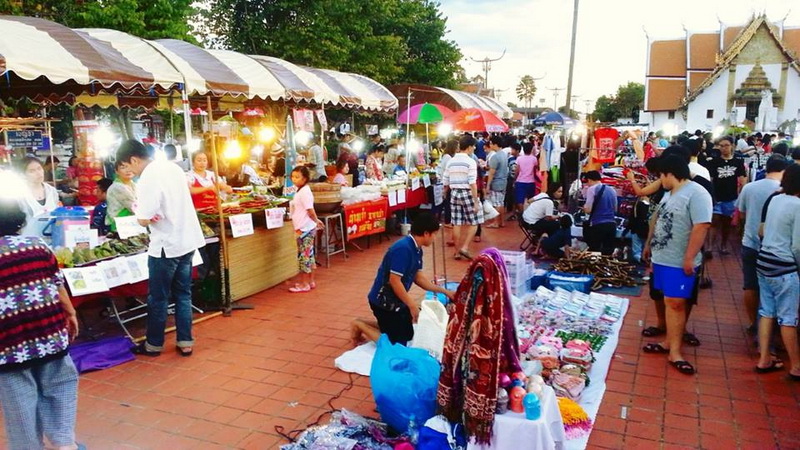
[{"left": 223, "top": 140, "right": 243, "bottom": 160}]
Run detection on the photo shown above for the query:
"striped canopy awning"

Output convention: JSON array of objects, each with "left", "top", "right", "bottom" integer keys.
[
  {"left": 388, "top": 84, "right": 513, "bottom": 119},
  {"left": 0, "top": 16, "right": 398, "bottom": 113},
  {"left": 0, "top": 15, "right": 182, "bottom": 99}
]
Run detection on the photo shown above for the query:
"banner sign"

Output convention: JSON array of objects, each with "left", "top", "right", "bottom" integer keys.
[{"left": 344, "top": 199, "right": 388, "bottom": 240}]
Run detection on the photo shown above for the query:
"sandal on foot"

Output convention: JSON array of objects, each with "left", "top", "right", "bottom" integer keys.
[
  {"left": 289, "top": 284, "right": 311, "bottom": 293},
  {"left": 670, "top": 360, "right": 695, "bottom": 375},
  {"left": 458, "top": 250, "right": 474, "bottom": 260},
  {"left": 446, "top": 241, "right": 455, "bottom": 247},
  {"left": 454, "top": 253, "right": 463, "bottom": 261},
  {"left": 641, "top": 326, "right": 665, "bottom": 337},
  {"left": 789, "top": 373, "right": 800, "bottom": 381},
  {"left": 755, "top": 359, "right": 784, "bottom": 374},
  {"left": 683, "top": 332, "right": 701, "bottom": 347},
  {"left": 643, "top": 343, "right": 670, "bottom": 354},
  {"left": 177, "top": 346, "right": 193, "bottom": 357},
  {"left": 473, "top": 236, "right": 481, "bottom": 243},
  {"left": 131, "top": 342, "right": 161, "bottom": 357}
]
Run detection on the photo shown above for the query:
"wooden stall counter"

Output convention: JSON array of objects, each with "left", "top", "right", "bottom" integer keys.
[{"left": 227, "top": 224, "right": 298, "bottom": 301}]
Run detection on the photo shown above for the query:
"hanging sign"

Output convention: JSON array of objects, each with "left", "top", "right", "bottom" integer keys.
[
  {"left": 6, "top": 130, "right": 48, "bottom": 150},
  {"left": 315, "top": 110, "right": 328, "bottom": 131},
  {"left": 422, "top": 174, "right": 431, "bottom": 188},
  {"left": 229, "top": 213, "right": 255, "bottom": 238},
  {"left": 293, "top": 109, "right": 315, "bottom": 132},
  {"left": 411, "top": 178, "right": 420, "bottom": 191},
  {"left": 397, "top": 188, "right": 407, "bottom": 204}
]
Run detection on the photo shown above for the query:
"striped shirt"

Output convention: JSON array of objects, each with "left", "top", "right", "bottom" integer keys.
[
  {"left": 757, "top": 194, "right": 800, "bottom": 277},
  {"left": 442, "top": 152, "right": 477, "bottom": 190}
]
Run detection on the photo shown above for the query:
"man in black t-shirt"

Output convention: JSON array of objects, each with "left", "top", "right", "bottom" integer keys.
[{"left": 706, "top": 136, "right": 746, "bottom": 255}]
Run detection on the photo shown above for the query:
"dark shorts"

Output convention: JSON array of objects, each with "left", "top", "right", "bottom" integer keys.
[
  {"left": 514, "top": 182, "right": 536, "bottom": 204},
  {"left": 370, "top": 303, "right": 414, "bottom": 345},
  {"left": 652, "top": 263, "right": 699, "bottom": 302},
  {"left": 741, "top": 246, "right": 759, "bottom": 291}
]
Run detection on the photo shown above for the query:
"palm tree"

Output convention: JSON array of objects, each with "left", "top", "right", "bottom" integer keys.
[{"left": 516, "top": 75, "right": 537, "bottom": 109}]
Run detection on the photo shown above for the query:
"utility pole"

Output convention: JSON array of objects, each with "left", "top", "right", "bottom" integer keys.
[
  {"left": 548, "top": 87, "right": 564, "bottom": 111},
  {"left": 570, "top": 95, "right": 580, "bottom": 113},
  {"left": 584, "top": 99, "right": 592, "bottom": 119},
  {"left": 471, "top": 49, "right": 506, "bottom": 92},
  {"left": 565, "top": 0, "right": 580, "bottom": 112}
]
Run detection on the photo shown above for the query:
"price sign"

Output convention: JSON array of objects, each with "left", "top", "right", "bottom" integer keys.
[{"left": 229, "top": 213, "right": 255, "bottom": 238}]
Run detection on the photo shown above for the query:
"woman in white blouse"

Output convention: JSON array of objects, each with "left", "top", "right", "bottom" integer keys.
[
  {"left": 187, "top": 151, "right": 232, "bottom": 209},
  {"left": 16, "top": 156, "right": 60, "bottom": 237}
]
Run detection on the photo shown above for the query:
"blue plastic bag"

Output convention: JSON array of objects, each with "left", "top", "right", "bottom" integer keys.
[{"left": 370, "top": 334, "right": 441, "bottom": 434}]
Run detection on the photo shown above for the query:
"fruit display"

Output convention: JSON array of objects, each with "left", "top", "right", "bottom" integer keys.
[{"left": 54, "top": 235, "right": 150, "bottom": 268}]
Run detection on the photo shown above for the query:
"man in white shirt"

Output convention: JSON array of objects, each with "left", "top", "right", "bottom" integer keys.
[
  {"left": 116, "top": 140, "right": 206, "bottom": 357},
  {"left": 307, "top": 137, "right": 326, "bottom": 181}
]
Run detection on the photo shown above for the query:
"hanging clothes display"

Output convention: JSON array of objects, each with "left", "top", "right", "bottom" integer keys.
[
  {"left": 548, "top": 132, "right": 564, "bottom": 184},
  {"left": 438, "top": 248, "right": 522, "bottom": 444}
]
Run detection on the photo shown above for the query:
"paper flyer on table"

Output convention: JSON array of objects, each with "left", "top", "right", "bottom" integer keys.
[
  {"left": 265, "top": 208, "right": 286, "bottom": 229},
  {"left": 97, "top": 258, "right": 132, "bottom": 288},
  {"left": 411, "top": 177, "right": 420, "bottom": 191},
  {"left": 114, "top": 216, "right": 148, "bottom": 239},
  {"left": 422, "top": 174, "right": 431, "bottom": 188},
  {"left": 387, "top": 190, "right": 398, "bottom": 207},
  {"left": 126, "top": 253, "right": 149, "bottom": 283},
  {"left": 397, "top": 188, "right": 406, "bottom": 203},
  {"left": 229, "top": 213, "right": 254, "bottom": 238},
  {"left": 62, "top": 267, "right": 109, "bottom": 296}
]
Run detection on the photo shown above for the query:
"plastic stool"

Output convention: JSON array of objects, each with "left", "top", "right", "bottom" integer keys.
[{"left": 316, "top": 212, "right": 348, "bottom": 268}]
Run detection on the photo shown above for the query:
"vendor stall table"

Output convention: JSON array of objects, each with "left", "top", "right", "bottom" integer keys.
[
  {"left": 468, "top": 386, "right": 566, "bottom": 450},
  {"left": 386, "top": 186, "right": 429, "bottom": 214},
  {"left": 226, "top": 224, "right": 298, "bottom": 301}
]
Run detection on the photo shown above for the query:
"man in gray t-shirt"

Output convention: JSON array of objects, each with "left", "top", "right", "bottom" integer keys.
[
  {"left": 485, "top": 136, "right": 510, "bottom": 227},
  {"left": 735, "top": 156, "right": 788, "bottom": 328},
  {"left": 644, "top": 156, "right": 712, "bottom": 375}
]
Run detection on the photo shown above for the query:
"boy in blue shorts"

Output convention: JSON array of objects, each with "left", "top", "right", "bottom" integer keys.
[{"left": 643, "top": 155, "right": 712, "bottom": 375}]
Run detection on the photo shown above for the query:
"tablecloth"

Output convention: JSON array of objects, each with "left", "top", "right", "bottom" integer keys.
[
  {"left": 387, "top": 186, "right": 429, "bottom": 214},
  {"left": 467, "top": 385, "right": 565, "bottom": 450}
]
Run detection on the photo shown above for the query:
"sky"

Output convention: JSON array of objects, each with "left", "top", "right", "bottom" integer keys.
[{"left": 437, "top": 0, "right": 799, "bottom": 113}]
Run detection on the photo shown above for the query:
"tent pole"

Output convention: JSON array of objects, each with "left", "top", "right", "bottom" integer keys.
[{"left": 182, "top": 87, "right": 192, "bottom": 153}]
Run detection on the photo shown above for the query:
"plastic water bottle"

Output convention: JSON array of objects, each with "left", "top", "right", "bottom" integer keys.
[{"left": 407, "top": 414, "right": 419, "bottom": 444}]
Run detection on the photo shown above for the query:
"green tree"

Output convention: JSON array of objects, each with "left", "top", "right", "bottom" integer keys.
[
  {"left": 0, "top": 0, "right": 197, "bottom": 42},
  {"left": 200, "top": 0, "right": 463, "bottom": 87},
  {"left": 592, "top": 82, "right": 644, "bottom": 122},
  {"left": 515, "top": 75, "right": 537, "bottom": 109}
]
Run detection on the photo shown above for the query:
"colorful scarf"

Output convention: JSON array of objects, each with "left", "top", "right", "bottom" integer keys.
[{"left": 437, "top": 249, "right": 522, "bottom": 444}]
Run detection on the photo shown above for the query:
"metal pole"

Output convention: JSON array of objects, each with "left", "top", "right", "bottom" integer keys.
[
  {"left": 207, "top": 96, "right": 232, "bottom": 315},
  {"left": 182, "top": 87, "right": 192, "bottom": 152},
  {"left": 565, "top": 0, "right": 580, "bottom": 112}
]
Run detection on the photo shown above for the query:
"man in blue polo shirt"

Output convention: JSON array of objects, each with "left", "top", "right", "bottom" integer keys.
[
  {"left": 350, "top": 212, "right": 455, "bottom": 345},
  {"left": 582, "top": 171, "right": 618, "bottom": 255}
]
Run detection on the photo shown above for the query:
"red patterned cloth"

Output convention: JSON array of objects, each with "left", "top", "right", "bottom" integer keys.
[{"left": 437, "top": 252, "right": 522, "bottom": 444}]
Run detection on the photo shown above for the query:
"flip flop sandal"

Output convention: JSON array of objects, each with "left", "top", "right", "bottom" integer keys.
[
  {"left": 446, "top": 241, "right": 455, "bottom": 247},
  {"left": 641, "top": 326, "right": 666, "bottom": 337},
  {"left": 177, "top": 346, "right": 193, "bottom": 357},
  {"left": 131, "top": 342, "right": 161, "bottom": 357},
  {"left": 289, "top": 284, "right": 311, "bottom": 293},
  {"left": 458, "top": 250, "right": 474, "bottom": 260},
  {"left": 683, "top": 333, "right": 701, "bottom": 346},
  {"left": 670, "top": 360, "right": 695, "bottom": 375},
  {"left": 454, "top": 253, "right": 463, "bottom": 261},
  {"left": 642, "top": 343, "right": 670, "bottom": 354},
  {"left": 755, "top": 359, "right": 784, "bottom": 374}
]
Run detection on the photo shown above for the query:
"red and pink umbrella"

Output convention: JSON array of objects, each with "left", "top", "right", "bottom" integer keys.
[
  {"left": 397, "top": 103, "right": 454, "bottom": 124},
  {"left": 443, "top": 108, "right": 508, "bottom": 132}
]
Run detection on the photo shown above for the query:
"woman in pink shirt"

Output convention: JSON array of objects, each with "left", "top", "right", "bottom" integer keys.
[{"left": 514, "top": 142, "right": 537, "bottom": 214}]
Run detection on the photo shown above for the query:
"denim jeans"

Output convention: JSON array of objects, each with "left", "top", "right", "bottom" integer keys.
[
  {"left": 631, "top": 234, "right": 645, "bottom": 263},
  {"left": 146, "top": 251, "right": 195, "bottom": 351},
  {"left": 0, "top": 356, "right": 79, "bottom": 450}
]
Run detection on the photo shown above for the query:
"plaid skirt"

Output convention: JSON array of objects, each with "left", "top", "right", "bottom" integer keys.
[{"left": 450, "top": 188, "right": 483, "bottom": 226}]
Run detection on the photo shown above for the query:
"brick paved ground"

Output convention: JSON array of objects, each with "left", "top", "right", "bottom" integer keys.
[{"left": 1, "top": 225, "right": 798, "bottom": 449}]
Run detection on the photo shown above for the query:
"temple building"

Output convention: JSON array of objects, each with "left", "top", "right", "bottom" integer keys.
[{"left": 643, "top": 14, "right": 800, "bottom": 133}]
